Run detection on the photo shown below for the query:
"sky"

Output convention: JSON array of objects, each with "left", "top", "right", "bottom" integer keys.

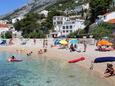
[{"left": 0, "top": 0, "right": 28, "bottom": 16}]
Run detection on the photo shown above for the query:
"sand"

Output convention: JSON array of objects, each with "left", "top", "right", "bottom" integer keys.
[{"left": 0, "top": 38, "right": 115, "bottom": 85}]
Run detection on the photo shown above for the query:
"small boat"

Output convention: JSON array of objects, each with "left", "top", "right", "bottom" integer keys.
[
  {"left": 94, "top": 57, "right": 115, "bottom": 63},
  {"left": 68, "top": 57, "right": 85, "bottom": 63}
]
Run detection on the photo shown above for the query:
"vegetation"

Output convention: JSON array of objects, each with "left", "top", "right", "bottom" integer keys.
[
  {"left": 1, "top": 31, "right": 12, "bottom": 39},
  {"left": 90, "top": 23, "right": 112, "bottom": 39},
  {"left": 46, "top": 0, "right": 78, "bottom": 11},
  {"left": 68, "top": 22, "right": 113, "bottom": 39},
  {"left": 13, "top": 10, "right": 64, "bottom": 38},
  {"left": 14, "top": 12, "right": 46, "bottom": 38},
  {"left": 67, "top": 29, "right": 86, "bottom": 38}
]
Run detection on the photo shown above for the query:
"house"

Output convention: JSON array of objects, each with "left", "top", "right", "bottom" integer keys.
[
  {"left": 52, "top": 16, "right": 85, "bottom": 37},
  {"left": 0, "top": 23, "right": 9, "bottom": 34},
  {"left": 96, "top": 11, "right": 115, "bottom": 24},
  {"left": 12, "top": 15, "right": 24, "bottom": 24},
  {"left": 0, "top": 20, "right": 22, "bottom": 38},
  {"left": 39, "top": 10, "right": 48, "bottom": 17}
]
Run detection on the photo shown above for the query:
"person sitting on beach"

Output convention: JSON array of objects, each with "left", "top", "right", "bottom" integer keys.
[
  {"left": 27, "top": 51, "right": 33, "bottom": 56},
  {"left": 69, "top": 44, "right": 75, "bottom": 52},
  {"left": 38, "top": 49, "right": 43, "bottom": 54},
  {"left": 104, "top": 63, "right": 114, "bottom": 77},
  {"left": 44, "top": 48, "right": 47, "bottom": 53}
]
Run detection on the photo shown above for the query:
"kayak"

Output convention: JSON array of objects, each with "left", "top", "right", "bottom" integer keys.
[
  {"left": 8, "top": 58, "right": 22, "bottom": 62},
  {"left": 68, "top": 57, "right": 85, "bottom": 63},
  {"left": 94, "top": 57, "right": 115, "bottom": 63}
]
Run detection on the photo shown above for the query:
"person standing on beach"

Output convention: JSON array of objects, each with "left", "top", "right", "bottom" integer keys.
[
  {"left": 43, "top": 39, "right": 45, "bottom": 48},
  {"left": 33, "top": 38, "right": 36, "bottom": 45},
  {"left": 83, "top": 41, "right": 87, "bottom": 52}
]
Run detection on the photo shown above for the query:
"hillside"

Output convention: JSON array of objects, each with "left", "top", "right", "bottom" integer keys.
[
  {"left": 2, "top": 0, "right": 87, "bottom": 20},
  {"left": 2, "top": 0, "right": 58, "bottom": 20}
]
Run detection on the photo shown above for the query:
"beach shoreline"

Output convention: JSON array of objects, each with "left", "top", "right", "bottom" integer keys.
[{"left": 0, "top": 38, "right": 115, "bottom": 85}]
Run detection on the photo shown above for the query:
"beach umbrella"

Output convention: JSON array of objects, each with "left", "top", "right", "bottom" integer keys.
[
  {"left": 97, "top": 40, "right": 113, "bottom": 46},
  {"left": 54, "top": 39, "right": 60, "bottom": 45},
  {"left": 69, "top": 39, "right": 78, "bottom": 44},
  {"left": 59, "top": 40, "right": 68, "bottom": 45}
]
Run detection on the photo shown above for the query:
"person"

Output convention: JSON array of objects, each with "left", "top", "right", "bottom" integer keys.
[
  {"left": 8, "top": 56, "right": 16, "bottom": 61},
  {"left": 69, "top": 44, "right": 75, "bottom": 52},
  {"left": 83, "top": 41, "right": 87, "bottom": 52},
  {"left": 104, "top": 63, "right": 114, "bottom": 77},
  {"left": 38, "top": 49, "right": 43, "bottom": 54},
  {"left": 33, "top": 39, "right": 36, "bottom": 45},
  {"left": 74, "top": 44, "right": 81, "bottom": 52},
  {"left": 11, "top": 56, "right": 16, "bottom": 60},
  {"left": 43, "top": 39, "right": 45, "bottom": 48},
  {"left": 27, "top": 51, "right": 33, "bottom": 56}
]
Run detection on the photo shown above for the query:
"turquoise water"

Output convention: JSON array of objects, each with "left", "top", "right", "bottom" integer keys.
[{"left": 0, "top": 52, "right": 113, "bottom": 86}]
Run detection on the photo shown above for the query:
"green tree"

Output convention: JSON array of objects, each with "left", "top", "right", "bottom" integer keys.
[
  {"left": 1, "top": 31, "right": 12, "bottom": 39},
  {"left": 90, "top": 23, "right": 112, "bottom": 39},
  {"left": 14, "top": 12, "right": 45, "bottom": 38}
]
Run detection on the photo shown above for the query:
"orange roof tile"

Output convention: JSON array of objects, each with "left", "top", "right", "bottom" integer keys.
[
  {"left": 107, "top": 19, "right": 115, "bottom": 24},
  {"left": 0, "top": 24, "right": 8, "bottom": 28}
]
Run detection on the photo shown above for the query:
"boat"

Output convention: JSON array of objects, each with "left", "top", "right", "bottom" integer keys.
[
  {"left": 94, "top": 57, "right": 115, "bottom": 63},
  {"left": 68, "top": 57, "right": 85, "bottom": 63}
]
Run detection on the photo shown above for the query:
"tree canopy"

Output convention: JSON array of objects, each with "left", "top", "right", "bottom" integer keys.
[
  {"left": 90, "top": 23, "right": 112, "bottom": 39},
  {"left": 14, "top": 13, "right": 46, "bottom": 38}
]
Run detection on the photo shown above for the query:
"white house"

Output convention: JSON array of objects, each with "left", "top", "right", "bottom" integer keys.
[
  {"left": 96, "top": 11, "right": 115, "bottom": 24},
  {"left": 39, "top": 10, "right": 48, "bottom": 17},
  {"left": 0, "top": 20, "right": 22, "bottom": 38},
  {"left": 53, "top": 16, "right": 85, "bottom": 37},
  {"left": 12, "top": 15, "right": 24, "bottom": 24}
]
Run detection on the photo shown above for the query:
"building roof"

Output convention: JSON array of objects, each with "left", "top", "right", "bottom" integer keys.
[
  {"left": 0, "top": 24, "right": 8, "bottom": 28},
  {"left": 106, "top": 19, "right": 115, "bottom": 24},
  {"left": 103, "top": 12, "right": 115, "bottom": 22}
]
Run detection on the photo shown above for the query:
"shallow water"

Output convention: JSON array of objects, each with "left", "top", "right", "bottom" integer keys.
[{"left": 0, "top": 52, "right": 113, "bottom": 86}]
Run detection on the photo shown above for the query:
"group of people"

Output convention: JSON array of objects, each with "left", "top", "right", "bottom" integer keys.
[
  {"left": 69, "top": 41, "right": 87, "bottom": 52},
  {"left": 69, "top": 44, "right": 81, "bottom": 52}
]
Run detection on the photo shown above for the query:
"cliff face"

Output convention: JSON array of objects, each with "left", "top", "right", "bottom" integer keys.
[{"left": 2, "top": 0, "right": 58, "bottom": 19}]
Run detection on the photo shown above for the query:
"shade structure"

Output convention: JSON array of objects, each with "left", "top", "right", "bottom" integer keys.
[
  {"left": 94, "top": 57, "right": 115, "bottom": 63},
  {"left": 59, "top": 40, "right": 68, "bottom": 45},
  {"left": 97, "top": 40, "right": 113, "bottom": 46},
  {"left": 69, "top": 39, "right": 78, "bottom": 44}
]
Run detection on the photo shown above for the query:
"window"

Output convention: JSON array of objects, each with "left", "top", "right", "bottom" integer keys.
[
  {"left": 63, "top": 26, "right": 65, "bottom": 29},
  {"left": 63, "top": 30, "right": 65, "bottom": 33},
  {"left": 66, "top": 26, "right": 68, "bottom": 29},
  {"left": 53, "top": 17, "right": 56, "bottom": 20},
  {"left": 57, "top": 21, "right": 62, "bottom": 24},
  {"left": 66, "top": 30, "right": 68, "bottom": 33},
  {"left": 70, "top": 25, "right": 72, "bottom": 29}
]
